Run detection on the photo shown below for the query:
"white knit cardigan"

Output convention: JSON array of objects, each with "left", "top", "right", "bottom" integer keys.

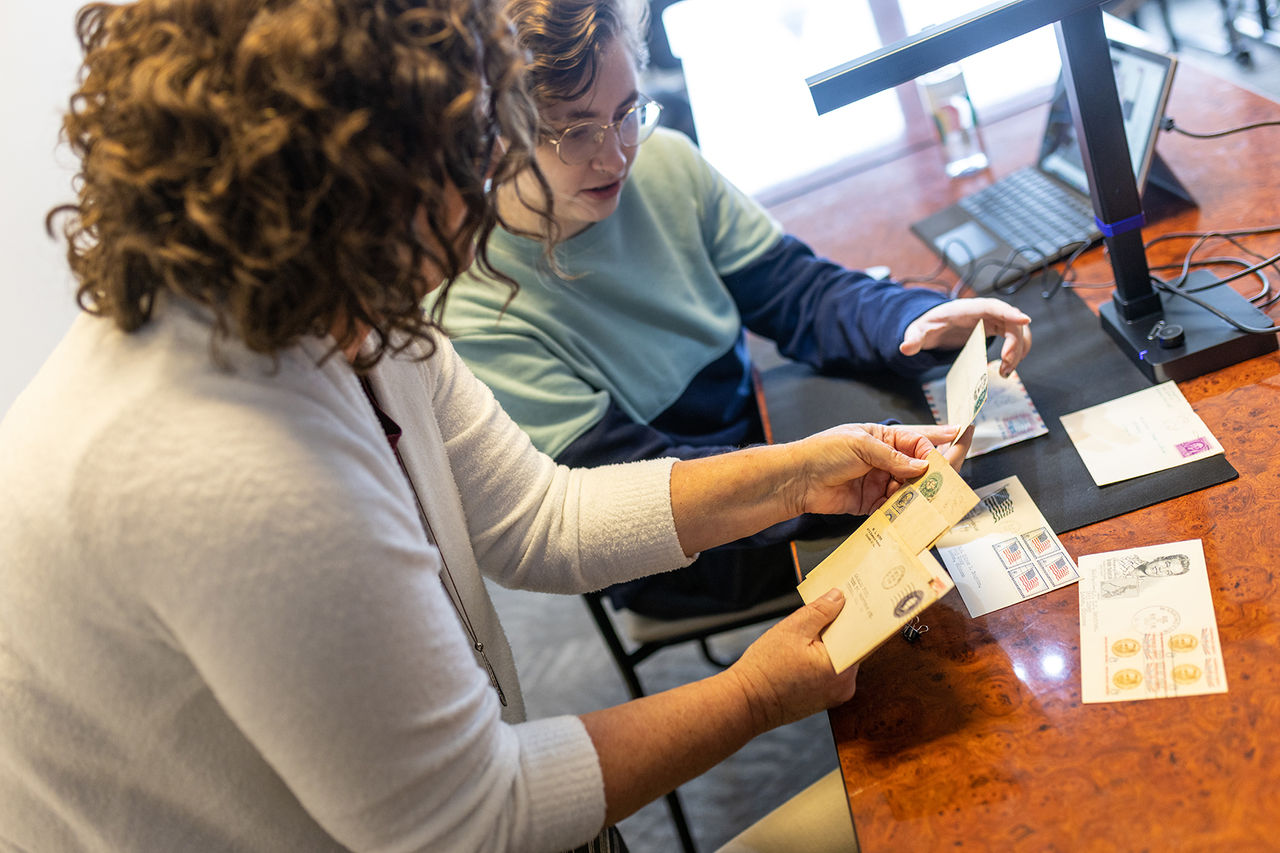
[{"left": 0, "top": 301, "right": 691, "bottom": 852}]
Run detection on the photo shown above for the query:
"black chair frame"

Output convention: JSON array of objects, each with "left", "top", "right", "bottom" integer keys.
[{"left": 581, "top": 589, "right": 802, "bottom": 853}]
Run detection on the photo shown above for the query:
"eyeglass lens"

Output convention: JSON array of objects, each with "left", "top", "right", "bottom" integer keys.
[{"left": 557, "top": 100, "right": 662, "bottom": 165}]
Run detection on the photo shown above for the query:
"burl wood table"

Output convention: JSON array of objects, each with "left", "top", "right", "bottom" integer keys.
[{"left": 759, "top": 56, "right": 1280, "bottom": 851}]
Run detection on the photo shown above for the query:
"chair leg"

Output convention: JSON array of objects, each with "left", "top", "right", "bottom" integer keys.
[
  {"left": 582, "top": 593, "right": 700, "bottom": 851},
  {"left": 582, "top": 593, "right": 647, "bottom": 699},
  {"left": 664, "top": 788, "right": 699, "bottom": 853},
  {"left": 697, "top": 637, "right": 735, "bottom": 669}
]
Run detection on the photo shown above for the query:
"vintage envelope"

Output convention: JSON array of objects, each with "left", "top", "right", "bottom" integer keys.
[
  {"left": 924, "top": 361, "right": 1048, "bottom": 457},
  {"left": 944, "top": 319, "right": 990, "bottom": 434},
  {"left": 934, "top": 475, "right": 1078, "bottom": 618},
  {"left": 798, "top": 450, "right": 976, "bottom": 673},
  {"left": 1059, "top": 382, "right": 1224, "bottom": 486},
  {"left": 799, "top": 519, "right": 955, "bottom": 674},
  {"left": 1077, "top": 539, "right": 1227, "bottom": 704},
  {"left": 909, "top": 447, "right": 982, "bottom": 543}
]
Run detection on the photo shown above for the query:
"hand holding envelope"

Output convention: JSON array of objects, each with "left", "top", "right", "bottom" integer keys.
[
  {"left": 793, "top": 326, "right": 993, "bottom": 674},
  {"left": 797, "top": 450, "right": 979, "bottom": 673}
]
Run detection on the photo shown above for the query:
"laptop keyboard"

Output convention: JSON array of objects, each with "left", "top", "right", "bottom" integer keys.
[{"left": 958, "top": 167, "right": 1099, "bottom": 259}]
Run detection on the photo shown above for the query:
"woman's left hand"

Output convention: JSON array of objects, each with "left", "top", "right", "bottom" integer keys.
[
  {"left": 899, "top": 297, "right": 1032, "bottom": 377},
  {"left": 671, "top": 423, "right": 958, "bottom": 557},
  {"left": 786, "top": 422, "right": 958, "bottom": 517}
]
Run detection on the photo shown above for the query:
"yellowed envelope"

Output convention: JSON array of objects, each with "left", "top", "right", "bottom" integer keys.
[{"left": 797, "top": 450, "right": 977, "bottom": 673}]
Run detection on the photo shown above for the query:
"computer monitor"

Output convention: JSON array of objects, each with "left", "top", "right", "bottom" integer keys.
[{"left": 1038, "top": 40, "right": 1173, "bottom": 198}]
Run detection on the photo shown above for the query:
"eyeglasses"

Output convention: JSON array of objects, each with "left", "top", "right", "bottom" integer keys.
[{"left": 543, "top": 96, "right": 663, "bottom": 166}]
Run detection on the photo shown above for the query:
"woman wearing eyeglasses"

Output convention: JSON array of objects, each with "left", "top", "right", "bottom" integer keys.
[{"left": 433, "top": 0, "right": 1032, "bottom": 622}]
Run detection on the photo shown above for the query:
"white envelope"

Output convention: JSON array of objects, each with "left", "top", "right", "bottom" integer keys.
[{"left": 1060, "top": 382, "right": 1223, "bottom": 486}]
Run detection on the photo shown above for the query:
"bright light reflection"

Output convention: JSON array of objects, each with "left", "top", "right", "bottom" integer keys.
[
  {"left": 662, "top": 0, "right": 1135, "bottom": 198},
  {"left": 663, "top": 0, "right": 904, "bottom": 197},
  {"left": 1012, "top": 663, "right": 1028, "bottom": 682},
  {"left": 1041, "top": 653, "right": 1066, "bottom": 677},
  {"left": 899, "top": 0, "right": 1062, "bottom": 116}
]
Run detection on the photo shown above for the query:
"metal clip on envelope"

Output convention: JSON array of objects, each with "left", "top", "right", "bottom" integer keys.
[{"left": 901, "top": 616, "right": 929, "bottom": 644}]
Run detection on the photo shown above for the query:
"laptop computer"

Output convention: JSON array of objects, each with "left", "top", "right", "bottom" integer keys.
[{"left": 909, "top": 39, "right": 1181, "bottom": 293}]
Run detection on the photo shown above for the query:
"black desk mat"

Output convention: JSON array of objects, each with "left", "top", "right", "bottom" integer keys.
[{"left": 758, "top": 282, "right": 1237, "bottom": 536}]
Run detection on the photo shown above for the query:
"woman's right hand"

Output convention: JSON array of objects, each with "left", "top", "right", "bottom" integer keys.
[
  {"left": 726, "top": 588, "right": 859, "bottom": 733},
  {"left": 580, "top": 586, "right": 858, "bottom": 825}
]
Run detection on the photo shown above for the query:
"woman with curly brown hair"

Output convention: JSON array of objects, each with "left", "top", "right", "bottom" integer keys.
[{"left": 0, "top": 1, "right": 961, "bottom": 850}]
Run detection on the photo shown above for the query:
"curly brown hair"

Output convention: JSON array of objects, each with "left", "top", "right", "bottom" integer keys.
[
  {"left": 52, "top": 0, "right": 542, "bottom": 367},
  {"left": 503, "top": 0, "right": 648, "bottom": 107}
]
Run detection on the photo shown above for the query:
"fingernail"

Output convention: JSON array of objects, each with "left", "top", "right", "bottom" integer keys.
[{"left": 822, "top": 587, "right": 843, "bottom": 602}]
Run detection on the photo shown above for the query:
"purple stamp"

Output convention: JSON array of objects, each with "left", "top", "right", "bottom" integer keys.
[{"left": 1176, "top": 438, "right": 1211, "bottom": 458}]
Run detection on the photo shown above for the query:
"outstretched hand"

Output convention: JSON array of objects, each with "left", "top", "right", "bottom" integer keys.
[
  {"left": 786, "top": 422, "right": 959, "bottom": 517},
  {"left": 899, "top": 297, "right": 1032, "bottom": 377}
]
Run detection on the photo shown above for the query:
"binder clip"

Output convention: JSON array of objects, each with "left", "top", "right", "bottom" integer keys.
[{"left": 901, "top": 616, "right": 929, "bottom": 644}]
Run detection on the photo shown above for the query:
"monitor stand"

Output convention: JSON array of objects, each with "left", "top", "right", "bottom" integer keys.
[
  {"left": 1145, "top": 151, "right": 1196, "bottom": 207},
  {"left": 1099, "top": 269, "right": 1279, "bottom": 382}
]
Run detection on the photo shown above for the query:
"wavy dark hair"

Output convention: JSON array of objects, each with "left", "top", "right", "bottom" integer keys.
[
  {"left": 492, "top": 0, "right": 645, "bottom": 255},
  {"left": 52, "top": 0, "right": 542, "bottom": 367},
  {"left": 503, "top": 0, "right": 648, "bottom": 106}
]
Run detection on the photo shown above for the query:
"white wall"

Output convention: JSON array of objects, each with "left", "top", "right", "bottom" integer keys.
[{"left": 0, "top": 1, "right": 86, "bottom": 417}]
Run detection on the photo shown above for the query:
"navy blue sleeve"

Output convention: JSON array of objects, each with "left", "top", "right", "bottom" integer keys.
[
  {"left": 553, "top": 397, "right": 736, "bottom": 467},
  {"left": 723, "top": 234, "right": 956, "bottom": 377}
]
